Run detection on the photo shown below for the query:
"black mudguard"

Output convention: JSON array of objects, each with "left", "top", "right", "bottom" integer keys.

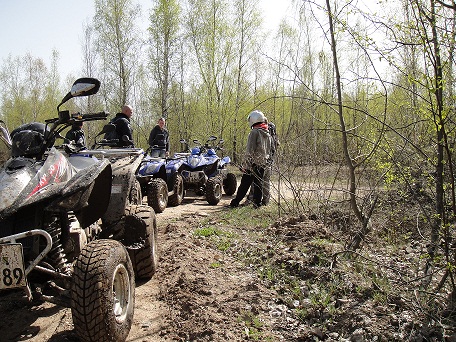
[{"left": 56, "top": 160, "right": 112, "bottom": 227}]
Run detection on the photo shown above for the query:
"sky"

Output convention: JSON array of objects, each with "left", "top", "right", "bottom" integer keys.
[{"left": 0, "top": 0, "right": 293, "bottom": 79}]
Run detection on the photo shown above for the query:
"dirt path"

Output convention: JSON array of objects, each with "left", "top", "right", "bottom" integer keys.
[
  {"left": 127, "top": 195, "right": 237, "bottom": 342},
  {"left": 1, "top": 188, "right": 443, "bottom": 341},
  {"left": 0, "top": 194, "right": 262, "bottom": 342}
]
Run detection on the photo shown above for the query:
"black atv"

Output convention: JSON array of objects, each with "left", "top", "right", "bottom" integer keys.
[{"left": 0, "top": 78, "right": 156, "bottom": 342}]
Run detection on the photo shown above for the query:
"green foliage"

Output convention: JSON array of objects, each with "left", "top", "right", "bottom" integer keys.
[
  {"left": 2, "top": 3, "right": 456, "bottom": 297},
  {"left": 0, "top": 54, "right": 63, "bottom": 129},
  {"left": 193, "top": 224, "right": 235, "bottom": 252},
  {"left": 93, "top": 0, "right": 141, "bottom": 108},
  {"left": 238, "top": 309, "right": 269, "bottom": 341},
  {"left": 193, "top": 225, "right": 220, "bottom": 237},
  {"left": 219, "top": 205, "right": 277, "bottom": 229}
]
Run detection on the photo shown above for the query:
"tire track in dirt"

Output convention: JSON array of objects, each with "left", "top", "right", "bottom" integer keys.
[{"left": 0, "top": 195, "right": 234, "bottom": 342}]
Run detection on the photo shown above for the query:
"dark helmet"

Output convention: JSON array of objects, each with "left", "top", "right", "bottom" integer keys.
[
  {"left": 10, "top": 122, "right": 50, "bottom": 158},
  {"left": 72, "top": 121, "right": 83, "bottom": 129}
]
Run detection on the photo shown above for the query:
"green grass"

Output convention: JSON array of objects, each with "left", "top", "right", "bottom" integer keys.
[
  {"left": 218, "top": 204, "right": 278, "bottom": 229},
  {"left": 193, "top": 224, "right": 236, "bottom": 252},
  {"left": 193, "top": 225, "right": 220, "bottom": 237},
  {"left": 238, "top": 310, "right": 271, "bottom": 341}
]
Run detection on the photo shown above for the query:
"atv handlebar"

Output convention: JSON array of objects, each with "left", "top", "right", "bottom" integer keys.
[
  {"left": 98, "top": 139, "right": 120, "bottom": 146},
  {"left": 46, "top": 111, "right": 109, "bottom": 125},
  {"left": 77, "top": 111, "right": 109, "bottom": 121}
]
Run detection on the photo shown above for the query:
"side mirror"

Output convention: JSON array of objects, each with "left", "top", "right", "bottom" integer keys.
[
  {"left": 58, "top": 78, "right": 101, "bottom": 111},
  {"left": 71, "top": 78, "right": 101, "bottom": 97}
]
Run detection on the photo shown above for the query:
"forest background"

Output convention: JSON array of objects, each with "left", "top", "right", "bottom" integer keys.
[{"left": 1, "top": 0, "right": 456, "bottom": 329}]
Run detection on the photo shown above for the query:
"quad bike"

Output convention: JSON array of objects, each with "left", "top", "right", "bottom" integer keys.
[
  {"left": 85, "top": 121, "right": 158, "bottom": 281},
  {"left": 136, "top": 149, "right": 185, "bottom": 213},
  {"left": 0, "top": 78, "right": 155, "bottom": 342},
  {"left": 179, "top": 136, "right": 237, "bottom": 205}
]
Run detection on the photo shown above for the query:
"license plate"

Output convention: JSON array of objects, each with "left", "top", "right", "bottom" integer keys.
[
  {"left": 0, "top": 244, "right": 27, "bottom": 290},
  {"left": 186, "top": 172, "right": 201, "bottom": 183}
]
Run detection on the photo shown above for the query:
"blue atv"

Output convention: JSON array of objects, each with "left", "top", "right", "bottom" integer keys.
[
  {"left": 179, "top": 136, "right": 237, "bottom": 205},
  {"left": 136, "top": 149, "right": 185, "bottom": 213}
]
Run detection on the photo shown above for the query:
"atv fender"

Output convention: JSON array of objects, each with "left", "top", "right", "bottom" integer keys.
[
  {"left": 54, "top": 160, "right": 112, "bottom": 228},
  {"left": 102, "top": 153, "right": 144, "bottom": 224},
  {"left": 220, "top": 156, "right": 231, "bottom": 167}
]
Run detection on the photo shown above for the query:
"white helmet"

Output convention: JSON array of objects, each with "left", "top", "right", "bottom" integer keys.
[{"left": 247, "top": 110, "right": 265, "bottom": 127}]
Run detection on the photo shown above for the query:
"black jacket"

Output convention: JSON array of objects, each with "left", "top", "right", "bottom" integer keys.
[
  {"left": 65, "top": 128, "right": 85, "bottom": 147},
  {"left": 107, "top": 113, "right": 133, "bottom": 147},
  {"left": 148, "top": 125, "right": 169, "bottom": 151}
]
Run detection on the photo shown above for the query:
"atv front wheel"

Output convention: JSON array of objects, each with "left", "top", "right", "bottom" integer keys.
[
  {"left": 125, "top": 204, "right": 158, "bottom": 279},
  {"left": 129, "top": 179, "right": 142, "bottom": 205},
  {"left": 147, "top": 178, "right": 168, "bottom": 213},
  {"left": 223, "top": 172, "right": 237, "bottom": 195},
  {"left": 206, "top": 176, "right": 223, "bottom": 205},
  {"left": 71, "top": 239, "right": 135, "bottom": 342},
  {"left": 168, "top": 173, "right": 184, "bottom": 206}
]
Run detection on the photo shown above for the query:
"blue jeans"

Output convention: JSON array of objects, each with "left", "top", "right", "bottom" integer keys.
[{"left": 151, "top": 149, "right": 166, "bottom": 158}]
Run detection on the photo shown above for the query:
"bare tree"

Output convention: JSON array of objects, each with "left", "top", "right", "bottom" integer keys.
[
  {"left": 93, "top": 0, "right": 142, "bottom": 110},
  {"left": 185, "top": 0, "right": 233, "bottom": 137},
  {"left": 324, "top": 0, "right": 375, "bottom": 250},
  {"left": 149, "top": 0, "right": 181, "bottom": 121},
  {"left": 231, "top": 0, "right": 261, "bottom": 162}
]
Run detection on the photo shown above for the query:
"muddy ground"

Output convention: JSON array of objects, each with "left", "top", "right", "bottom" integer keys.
[
  {"left": 1, "top": 191, "right": 455, "bottom": 341},
  {"left": 1, "top": 195, "right": 276, "bottom": 342}
]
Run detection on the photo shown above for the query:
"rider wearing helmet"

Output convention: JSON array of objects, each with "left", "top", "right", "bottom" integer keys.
[
  {"left": 246, "top": 115, "right": 279, "bottom": 206},
  {"left": 65, "top": 121, "right": 86, "bottom": 147},
  {"left": 230, "top": 110, "right": 271, "bottom": 208}
]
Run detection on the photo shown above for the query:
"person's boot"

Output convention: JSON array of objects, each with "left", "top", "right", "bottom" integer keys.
[{"left": 229, "top": 199, "right": 239, "bottom": 207}]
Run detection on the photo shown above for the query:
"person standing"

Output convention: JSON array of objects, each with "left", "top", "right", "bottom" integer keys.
[
  {"left": 105, "top": 105, "right": 134, "bottom": 147},
  {"left": 245, "top": 116, "right": 279, "bottom": 206},
  {"left": 65, "top": 121, "right": 85, "bottom": 147},
  {"left": 261, "top": 117, "right": 279, "bottom": 205},
  {"left": 230, "top": 110, "right": 271, "bottom": 208},
  {"left": 148, "top": 117, "right": 169, "bottom": 158}
]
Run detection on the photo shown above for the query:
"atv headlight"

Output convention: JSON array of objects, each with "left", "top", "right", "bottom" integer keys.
[
  {"left": 56, "top": 186, "right": 92, "bottom": 210},
  {"left": 145, "top": 163, "right": 160, "bottom": 174},
  {"left": 189, "top": 156, "right": 199, "bottom": 168}
]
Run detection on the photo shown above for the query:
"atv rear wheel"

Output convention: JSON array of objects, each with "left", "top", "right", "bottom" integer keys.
[
  {"left": 223, "top": 172, "right": 237, "bottom": 195},
  {"left": 147, "top": 178, "right": 168, "bottom": 213},
  {"left": 168, "top": 173, "right": 184, "bottom": 206},
  {"left": 125, "top": 205, "right": 158, "bottom": 279},
  {"left": 71, "top": 239, "right": 135, "bottom": 342},
  {"left": 206, "top": 176, "right": 223, "bottom": 205}
]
